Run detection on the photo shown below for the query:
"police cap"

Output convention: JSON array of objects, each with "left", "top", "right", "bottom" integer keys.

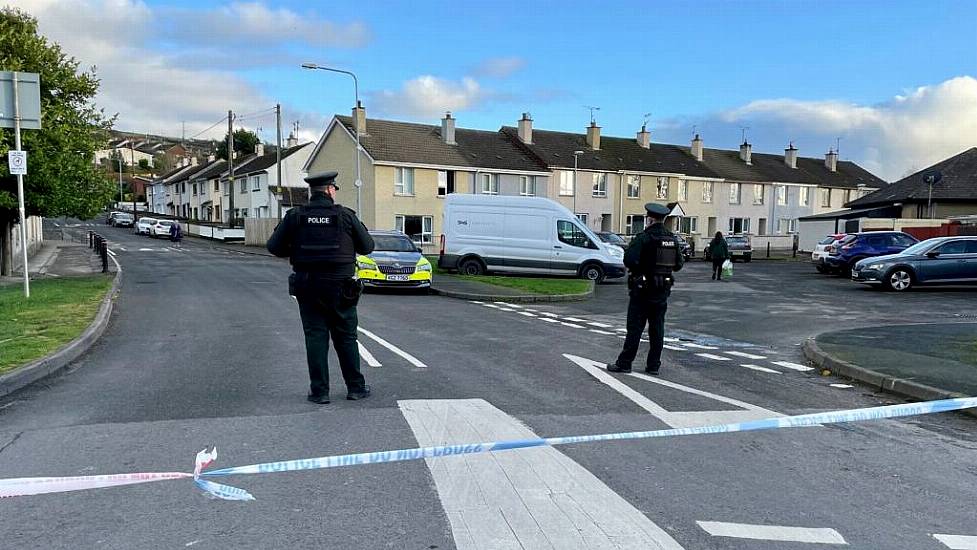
[
  {"left": 644, "top": 202, "right": 670, "bottom": 217},
  {"left": 305, "top": 171, "right": 340, "bottom": 189}
]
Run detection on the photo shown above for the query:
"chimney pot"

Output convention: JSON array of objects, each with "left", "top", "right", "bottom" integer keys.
[
  {"left": 517, "top": 112, "right": 533, "bottom": 144},
  {"left": 739, "top": 142, "right": 752, "bottom": 165},
  {"left": 636, "top": 124, "right": 651, "bottom": 149},
  {"left": 825, "top": 149, "right": 838, "bottom": 172},
  {"left": 586, "top": 122, "right": 601, "bottom": 150},
  {"left": 256, "top": 143, "right": 265, "bottom": 156},
  {"left": 785, "top": 142, "right": 798, "bottom": 169},
  {"left": 352, "top": 103, "right": 367, "bottom": 136},
  {"left": 691, "top": 134, "right": 703, "bottom": 162},
  {"left": 441, "top": 111, "right": 456, "bottom": 145}
]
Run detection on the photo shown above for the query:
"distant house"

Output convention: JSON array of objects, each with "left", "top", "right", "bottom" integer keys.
[{"left": 846, "top": 147, "right": 977, "bottom": 218}]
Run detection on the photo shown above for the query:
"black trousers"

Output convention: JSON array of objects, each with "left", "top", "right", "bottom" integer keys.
[
  {"left": 296, "top": 281, "right": 365, "bottom": 397},
  {"left": 616, "top": 289, "right": 669, "bottom": 371},
  {"left": 712, "top": 258, "right": 724, "bottom": 280}
]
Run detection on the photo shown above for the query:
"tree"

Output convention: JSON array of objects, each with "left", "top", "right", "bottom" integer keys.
[
  {"left": 138, "top": 158, "right": 149, "bottom": 171},
  {"left": 216, "top": 128, "right": 260, "bottom": 160},
  {"left": 0, "top": 8, "right": 114, "bottom": 275}
]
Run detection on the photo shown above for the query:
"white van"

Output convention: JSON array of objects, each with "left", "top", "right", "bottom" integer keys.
[{"left": 439, "top": 194, "right": 626, "bottom": 282}]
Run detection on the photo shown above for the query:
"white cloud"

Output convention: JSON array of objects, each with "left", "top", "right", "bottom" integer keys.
[
  {"left": 697, "top": 76, "right": 977, "bottom": 181},
  {"left": 371, "top": 76, "right": 488, "bottom": 119},
  {"left": 473, "top": 57, "right": 526, "bottom": 78}
]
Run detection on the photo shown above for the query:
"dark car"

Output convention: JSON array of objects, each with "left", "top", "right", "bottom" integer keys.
[
  {"left": 825, "top": 231, "right": 918, "bottom": 276},
  {"left": 596, "top": 231, "right": 627, "bottom": 247},
  {"left": 852, "top": 236, "right": 977, "bottom": 291},
  {"left": 675, "top": 235, "right": 693, "bottom": 260},
  {"left": 706, "top": 235, "right": 752, "bottom": 262}
]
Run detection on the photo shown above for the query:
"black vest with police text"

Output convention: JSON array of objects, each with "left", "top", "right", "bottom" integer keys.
[
  {"left": 291, "top": 203, "right": 355, "bottom": 268},
  {"left": 640, "top": 232, "right": 680, "bottom": 276}
]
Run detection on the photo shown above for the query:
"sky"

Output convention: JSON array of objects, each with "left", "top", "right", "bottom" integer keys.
[{"left": 15, "top": 0, "right": 977, "bottom": 181}]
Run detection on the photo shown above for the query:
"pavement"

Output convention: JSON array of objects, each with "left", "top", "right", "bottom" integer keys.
[
  {"left": 0, "top": 236, "right": 112, "bottom": 287},
  {"left": 1, "top": 221, "right": 977, "bottom": 549}
]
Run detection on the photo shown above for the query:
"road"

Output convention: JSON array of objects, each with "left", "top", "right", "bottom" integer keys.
[{"left": 1, "top": 222, "right": 975, "bottom": 549}]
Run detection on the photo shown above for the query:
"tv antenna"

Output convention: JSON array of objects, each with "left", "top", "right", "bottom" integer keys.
[
  {"left": 585, "top": 106, "right": 601, "bottom": 124},
  {"left": 836, "top": 136, "right": 842, "bottom": 158},
  {"left": 692, "top": 124, "right": 698, "bottom": 137},
  {"left": 740, "top": 126, "right": 750, "bottom": 143},
  {"left": 642, "top": 112, "right": 651, "bottom": 128}
]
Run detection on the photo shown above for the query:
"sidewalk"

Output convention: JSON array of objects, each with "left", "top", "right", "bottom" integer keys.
[
  {"left": 804, "top": 323, "right": 977, "bottom": 400},
  {"left": 0, "top": 241, "right": 111, "bottom": 287}
]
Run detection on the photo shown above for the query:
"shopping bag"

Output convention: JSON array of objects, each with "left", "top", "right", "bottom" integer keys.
[{"left": 722, "top": 259, "right": 733, "bottom": 279}]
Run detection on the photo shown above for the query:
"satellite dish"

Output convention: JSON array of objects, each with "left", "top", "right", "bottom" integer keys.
[{"left": 923, "top": 171, "right": 942, "bottom": 185}]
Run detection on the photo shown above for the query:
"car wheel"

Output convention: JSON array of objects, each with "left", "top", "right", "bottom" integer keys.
[
  {"left": 816, "top": 265, "right": 827, "bottom": 273},
  {"left": 581, "top": 263, "right": 605, "bottom": 283},
  {"left": 883, "top": 268, "right": 914, "bottom": 292},
  {"left": 458, "top": 257, "right": 485, "bottom": 276},
  {"left": 744, "top": 254, "right": 752, "bottom": 263}
]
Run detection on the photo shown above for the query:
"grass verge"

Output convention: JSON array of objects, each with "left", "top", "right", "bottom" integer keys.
[
  {"left": 0, "top": 275, "right": 114, "bottom": 375},
  {"left": 426, "top": 256, "right": 591, "bottom": 296}
]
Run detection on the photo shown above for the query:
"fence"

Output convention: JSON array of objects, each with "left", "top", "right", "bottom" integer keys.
[{"left": 244, "top": 219, "right": 280, "bottom": 246}]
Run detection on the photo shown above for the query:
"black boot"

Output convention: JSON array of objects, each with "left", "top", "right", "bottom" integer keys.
[{"left": 606, "top": 362, "right": 632, "bottom": 373}]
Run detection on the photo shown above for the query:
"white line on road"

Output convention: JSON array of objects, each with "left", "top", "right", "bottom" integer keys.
[
  {"left": 664, "top": 337, "right": 680, "bottom": 342},
  {"left": 772, "top": 360, "right": 815, "bottom": 372},
  {"left": 357, "top": 343, "right": 382, "bottom": 368},
  {"left": 663, "top": 344, "right": 686, "bottom": 351},
  {"left": 481, "top": 304, "right": 500, "bottom": 309},
  {"left": 682, "top": 343, "right": 719, "bottom": 350},
  {"left": 725, "top": 350, "right": 767, "bottom": 360},
  {"left": 615, "top": 328, "right": 628, "bottom": 333},
  {"left": 933, "top": 534, "right": 977, "bottom": 549},
  {"left": 106, "top": 249, "right": 117, "bottom": 257},
  {"left": 564, "top": 317, "right": 587, "bottom": 322},
  {"left": 587, "top": 321, "right": 614, "bottom": 328},
  {"left": 696, "top": 353, "right": 731, "bottom": 361},
  {"left": 560, "top": 322, "right": 584, "bottom": 328},
  {"left": 505, "top": 303, "right": 523, "bottom": 308},
  {"left": 470, "top": 301, "right": 484, "bottom": 304},
  {"left": 119, "top": 247, "right": 127, "bottom": 251},
  {"left": 357, "top": 327, "right": 427, "bottom": 369},
  {"left": 539, "top": 317, "right": 559, "bottom": 323},
  {"left": 138, "top": 248, "right": 153, "bottom": 252},
  {"left": 498, "top": 307, "right": 516, "bottom": 312},
  {"left": 589, "top": 329, "right": 615, "bottom": 335},
  {"left": 741, "top": 364, "right": 782, "bottom": 374},
  {"left": 830, "top": 383, "right": 854, "bottom": 389},
  {"left": 517, "top": 311, "right": 537, "bottom": 317},
  {"left": 539, "top": 311, "right": 560, "bottom": 317},
  {"left": 697, "top": 521, "right": 847, "bottom": 545},
  {"left": 400, "top": 399, "right": 686, "bottom": 550}
]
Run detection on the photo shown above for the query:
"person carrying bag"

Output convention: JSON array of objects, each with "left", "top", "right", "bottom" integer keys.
[{"left": 708, "top": 232, "right": 730, "bottom": 281}]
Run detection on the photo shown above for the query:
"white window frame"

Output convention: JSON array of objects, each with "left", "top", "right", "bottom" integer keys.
[
  {"left": 592, "top": 173, "right": 607, "bottom": 198},
  {"left": 559, "top": 171, "right": 574, "bottom": 196},
  {"left": 702, "top": 181, "right": 713, "bottom": 203},
  {"left": 251, "top": 175, "right": 260, "bottom": 192},
  {"left": 820, "top": 188, "right": 831, "bottom": 207},
  {"left": 480, "top": 173, "right": 498, "bottom": 195},
  {"left": 753, "top": 184, "right": 764, "bottom": 205},
  {"left": 729, "top": 183, "right": 741, "bottom": 204},
  {"left": 192, "top": 182, "right": 198, "bottom": 196},
  {"left": 678, "top": 179, "right": 688, "bottom": 202},
  {"left": 656, "top": 176, "right": 668, "bottom": 199},
  {"left": 519, "top": 175, "right": 535, "bottom": 196},
  {"left": 575, "top": 213, "right": 588, "bottom": 225},
  {"left": 799, "top": 187, "right": 811, "bottom": 207},
  {"left": 437, "top": 170, "right": 447, "bottom": 197},
  {"left": 777, "top": 185, "right": 787, "bottom": 206},
  {"left": 627, "top": 175, "right": 640, "bottom": 199},
  {"left": 678, "top": 216, "right": 698, "bottom": 234},
  {"left": 625, "top": 214, "right": 645, "bottom": 236},
  {"left": 728, "top": 217, "right": 751, "bottom": 234},
  {"left": 396, "top": 214, "right": 434, "bottom": 244},
  {"left": 239, "top": 178, "right": 247, "bottom": 193},
  {"left": 395, "top": 167, "right": 415, "bottom": 196}
]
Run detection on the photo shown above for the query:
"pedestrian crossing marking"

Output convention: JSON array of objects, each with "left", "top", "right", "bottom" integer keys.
[
  {"left": 682, "top": 343, "right": 719, "bottom": 350},
  {"left": 663, "top": 344, "right": 686, "bottom": 351},
  {"left": 772, "top": 360, "right": 815, "bottom": 372},
  {"left": 697, "top": 521, "right": 847, "bottom": 545},
  {"left": 358, "top": 343, "right": 382, "bottom": 368},
  {"left": 725, "top": 350, "right": 767, "bottom": 360},
  {"left": 740, "top": 364, "right": 781, "bottom": 374},
  {"left": 933, "top": 534, "right": 977, "bottom": 549},
  {"left": 696, "top": 353, "right": 731, "bottom": 361}
]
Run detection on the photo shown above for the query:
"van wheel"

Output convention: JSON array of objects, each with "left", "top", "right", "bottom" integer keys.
[
  {"left": 581, "top": 263, "right": 605, "bottom": 283},
  {"left": 459, "top": 257, "right": 485, "bottom": 276}
]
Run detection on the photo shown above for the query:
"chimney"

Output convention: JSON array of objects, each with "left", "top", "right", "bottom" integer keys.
[
  {"left": 286, "top": 132, "right": 298, "bottom": 148},
  {"left": 441, "top": 111, "right": 456, "bottom": 145},
  {"left": 785, "top": 142, "right": 798, "bottom": 169},
  {"left": 207, "top": 154, "right": 215, "bottom": 162},
  {"left": 255, "top": 143, "right": 264, "bottom": 156},
  {"left": 636, "top": 124, "right": 650, "bottom": 149},
  {"left": 352, "top": 101, "right": 366, "bottom": 136},
  {"left": 517, "top": 112, "right": 533, "bottom": 144},
  {"left": 586, "top": 121, "right": 601, "bottom": 150},
  {"left": 691, "top": 134, "right": 703, "bottom": 161},
  {"left": 190, "top": 156, "right": 198, "bottom": 166},
  {"left": 825, "top": 149, "right": 838, "bottom": 172},
  {"left": 739, "top": 141, "right": 752, "bottom": 165}
]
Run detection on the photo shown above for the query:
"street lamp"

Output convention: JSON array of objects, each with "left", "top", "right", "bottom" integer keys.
[
  {"left": 572, "top": 150, "right": 584, "bottom": 218},
  {"left": 301, "top": 62, "right": 362, "bottom": 214},
  {"left": 117, "top": 157, "right": 124, "bottom": 206}
]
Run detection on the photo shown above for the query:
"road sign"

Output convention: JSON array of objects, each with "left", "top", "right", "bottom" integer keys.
[
  {"left": 8, "top": 150, "right": 26, "bottom": 175},
  {"left": 0, "top": 72, "right": 42, "bottom": 130}
]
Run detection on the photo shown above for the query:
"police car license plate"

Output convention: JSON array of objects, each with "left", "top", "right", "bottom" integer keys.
[{"left": 387, "top": 275, "right": 409, "bottom": 281}]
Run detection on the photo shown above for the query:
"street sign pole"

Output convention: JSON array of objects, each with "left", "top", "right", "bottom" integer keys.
[{"left": 13, "top": 72, "right": 29, "bottom": 298}]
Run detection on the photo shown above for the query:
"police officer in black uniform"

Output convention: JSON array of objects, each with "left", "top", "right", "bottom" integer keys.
[
  {"left": 267, "top": 171, "right": 375, "bottom": 404},
  {"left": 607, "top": 202, "right": 683, "bottom": 375}
]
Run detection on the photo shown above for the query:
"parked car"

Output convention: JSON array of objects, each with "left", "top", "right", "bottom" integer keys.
[
  {"left": 356, "top": 231, "right": 433, "bottom": 290},
  {"left": 825, "top": 231, "right": 918, "bottom": 276},
  {"left": 149, "top": 219, "right": 176, "bottom": 238},
  {"left": 439, "top": 194, "right": 626, "bottom": 282},
  {"left": 812, "top": 233, "right": 847, "bottom": 273},
  {"left": 113, "top": 213, "right": 134, "bottom": 228},
  {"left": 675, "top": 235, "right": 694, "bottom": 260},
  {"left": 106, "top": 211, "right": 123, "bottom": 225},
  {"left": 596, "top": 231, "right": 627, "bottom": 248},
  {"left": 852, "top": 236, "right": 977, "bottom": 291},
  {"left": 136, "top": 217, "right": 157, "bottom": 235}
]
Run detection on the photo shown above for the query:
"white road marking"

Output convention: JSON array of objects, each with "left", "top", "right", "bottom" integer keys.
[
  {"left": 470, "top": 301, "right": 484, "bottom": 304},
  {"left": 517, "top": 311, "right": 536, "bottom": 317},
  {"left": 493, "top": 301, "right": 509, "bottom": 305},
  {"left": 357, "top": 343, "right": 382, "bottom": 368},
  {"left": 589, "top": 329, "right": 615, "bottom": 335},
  {"left": 696, "top": 353, "right": 731, "bottom": 361},
  {"left": 741, "top": 364, "right": 782, "bottom": 374},
  {"left": 772, "top": 360, "right": 815, "bottom": 372},
  {"left": 564, "top": 317, "right": 587, "bottom": 322},
  {"left": 481, "top": 304, "right": 501, "bottom": 309},
  {"left": 119, "top": 247, "right": 127, "bottom": 251},
  {"left": 539, "top": 311, "right": 560, "bottom": 317},
  {"left": 106, "top": 249, "right": 117, "bottom": 257},
  {"left": 522, "top": 308, "right": 537, "bottom": 313},
  {"left": 565, "top": 354, "right": 781, "bottom": 428},
  {"left": 498, "top": 307, "right": 516, "bottom": 312},
  {"left": 663, "top": 344, "right": 686, "bottom": 351},
  {"left": 682, "top": 343, "right": 719, "bottom": 350},
  {"left": 725, "top": 350, "right": 767, "bottom": 360},
  {"left": 357, "top": 327, "right": 427, "bottom": 369},
  {"left": 664, "top": 337, "right": 680, "bottom": 342},
  {"left": 400, "top": 399, "right": 686, "bottom": 550},
  {"left": 933, "top": 534, "right": 977, "bottom": 549},
  {"left": 697, "top": 521, "right": 847, "bottom": 545},
  {"left": 560, "top": 322, "right": 584, "bottom": 328},
  {"left": 505, "top": 303, "right": 523, "bottom": 308},
  {"left": 615, "top": 328, "right": 628, "bottom": 333},
  {"left": 138, "top": 248, "right": 153, "bottom": 252},
  {"left": 830, "top": 383, "right": 854, "bottom": 389},
  {"left": 539, "top": 317, "right": 559, "bottom": 323},
  {"left": 587, "top": 321, "right": 614, "bottom": 328}
]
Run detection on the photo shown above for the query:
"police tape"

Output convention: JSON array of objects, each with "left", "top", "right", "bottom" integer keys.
[{"left": 2, "top": 396, "right": 976, "bottom": 501}]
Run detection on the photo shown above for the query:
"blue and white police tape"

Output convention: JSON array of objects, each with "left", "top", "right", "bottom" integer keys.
[{"left": 2, "top": 396, "right": 975, "bottom": 501}]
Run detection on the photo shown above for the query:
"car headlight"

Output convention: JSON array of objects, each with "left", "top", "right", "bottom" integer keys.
[
  {"left": 416, "top": 258, "right": 432, "bottom": 272},
  {"left": 865, "top": 263, "right": 885, "bottom": 271},
  {"left": 356, "top": 257, "right": 377, "bottom": 271},
  {"left": 608, "top": 246, "right": 624, "bottom": 259}
]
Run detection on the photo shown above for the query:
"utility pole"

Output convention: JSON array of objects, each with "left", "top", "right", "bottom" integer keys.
[
  {"left": 13, "top": 73, "right": 29, "bottom": 296},
  {"left": 227, "top": 110, "right": 234, "bottom": 228},
  {"left": 130, "top": 140, "right": 137, "bottom": 226},
  {"left": 276, "top": 103, "right": 283, "bottom": 220}
]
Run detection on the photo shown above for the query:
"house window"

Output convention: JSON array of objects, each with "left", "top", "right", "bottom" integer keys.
[
  {"left": 193, "top": 207, "right": 198, "bottom": 220},
  {"left": 728, "top": 217, "right": 751, "bottom": 234},
  {"left": 777, "top": 185, "right": 787, "bottom": 206},
  {"left": 251, "top": 175, "right": 260, "bottom": 191},
  {"left": 395, "top": 214, "right": 434, "bottom": 244},
  {"left": 559, "top": 171, "right": 574, "bottom": 196},
  {"left": 678, "top": 216, "right": 698, "bottom": 234},
  {"left": 239, "top": 178, "right": 247, "bottom": 193},
  {"left": 656, "top": 176, "right": 668, "bottom": 199},
  {"left": 702, "top": 182, "right": 713, "bottom": 203},
  {"left": 820, "top": 188, "right": 831, "bottom": 207},
  {"left": 437, "top": 171, "right": 447, "bottom": 197},
  {"left": 678, "top": 180, "right": 688, "bottom": 202},
  {"left": 575, "top": 213, "right": 588, "bottom": 225},
  {"left": 627, "top": 175, "right": 640, "bottom": 199},
  {"left": 845, "top": 189, "right": 854, "bottom": 203},
  {"left": 192, "top": 183, "right": 198, "bottom": 195},
  {"left": 729, "top": 183, "right": 741, "bottom": 204},
  {"left": 799, "top": 187, "right": 811, "bottom": 206},
  {"left": 753, "top": 184, "right": 764, "bottom": 205},
  {"left": 480, "top": 173, "right": 499, "bottom": 194},
  {"left": 592, "top": 173, "right": 607, "bottom": 197},
  {"left": 519, "top": 176, "right": 535, "bottom": 196},
  {"left": 254, "top": 208, "right": 261, "bottom": 218},
  {"left": 625, "top": 214, "right": 645, "bottom": 235},
  {"left": 777, "top": 218, "right": 798, "bottom": 233},
  {"left": 214, "top": 181, "right": 220, "bottom": 192},
  {"left": 394, "top": 167, "right": 415, "bottom": 195},
  {"left": 223, "top": 181, "right": 230, "bottom": 196}
]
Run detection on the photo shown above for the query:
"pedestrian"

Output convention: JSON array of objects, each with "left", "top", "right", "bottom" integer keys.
[
  {"left": 708, "top": 231, "right": 729, "bottom": 281},
  {"left": 267, "top": 171, "right": 375, "bottom": 404},
  {"left": 169, "top": 221, "right": 183, "bottom": 247},
  {"left": 607, "top": 203, "right": 684, "bottom": 376}
]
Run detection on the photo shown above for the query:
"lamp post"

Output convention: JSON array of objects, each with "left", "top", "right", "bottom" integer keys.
[
  {"left": 572, "top": 150, "right": 584, "bottom": 219},
  {"left": 117, "top": 157, "right": 124, "bottom": 207},
  {"left": 301, "top": 63, "right": 362, "bottom": 214}
]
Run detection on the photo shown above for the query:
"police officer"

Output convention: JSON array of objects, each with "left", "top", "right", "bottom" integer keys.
[
  {"left": 267, "top": 171, "right": 375, "bottom": 404},
  {"left": 607, "top": 202, "right": 683, "bottom": 375}
]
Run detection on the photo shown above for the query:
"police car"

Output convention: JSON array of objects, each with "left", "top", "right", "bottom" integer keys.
[{"left": 356, "top": 230, "right": 433, "bottom": 289}]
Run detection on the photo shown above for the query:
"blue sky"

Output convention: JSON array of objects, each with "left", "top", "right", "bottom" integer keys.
[{"left": 24, "top": 0, "right": 977, "bottom": 179}]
